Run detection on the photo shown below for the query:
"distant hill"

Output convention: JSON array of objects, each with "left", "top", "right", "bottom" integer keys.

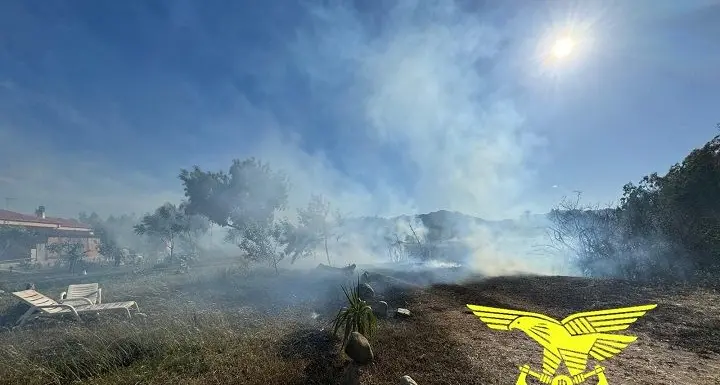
[
  {"left": 340, "top": 210, "right": 553, "bottom": 264},
  {"left": 348, "top": 209, "right": 551, "bottom": 241}
]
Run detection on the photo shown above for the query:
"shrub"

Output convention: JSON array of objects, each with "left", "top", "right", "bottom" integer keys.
[{"left": 331, "top": 277, "right": 377, "bottom": 348}]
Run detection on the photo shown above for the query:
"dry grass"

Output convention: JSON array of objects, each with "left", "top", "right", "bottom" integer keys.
[{"left": 0, "top": 267, "right": 718, "bottom": 385}]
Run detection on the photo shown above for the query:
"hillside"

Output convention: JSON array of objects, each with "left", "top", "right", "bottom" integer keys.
[
  {"left": 352, "top": 210, "right": 551, "bottom": 239},
  {"left": 340, "top": 210, "right": 551, "bottom": 265}
]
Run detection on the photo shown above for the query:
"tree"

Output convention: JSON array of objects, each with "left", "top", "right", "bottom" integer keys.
[
  {"left": 134, "top": 203, "right": 193, "bottom": 263},
  {"left": 175, "top": 201, "right": 211, "bottom": 262},
  {"left": 384, "top": 232, "right": 409, "bottom": 263},
  {"left": 548, "top": 129, "right": 720, "bottom": 281},
  {"left": 295, "top": 194, "right": 345, "bottom": 266},
  {"left": 98, "top": 227, "right": 124, "bottom": 267},
  {"left": 545, "top": 193, "right": 632, "bottom": 278},
  {"left": 179, "top": 158, "right": 290, "bottom": 272},
  {"left": 406, "top": 221, "right": 431, "bottom": 260},
  {"left": 79, "top": 212, "right": 124, "bottom": 266},
  {"left": 230, "top": 220, "right": 294, "bottom": 274},
  {"left": 179, "top": 158, "right": 289, "bottom": 231},
  {"left": 0, "top": 226, "right": 42, "bottom": 261},
  {"left": 47, "top": 240, "right": 86, "bottom": 273},
  {"left": 611, "top": 135, "right": 720, "bottom": 278},
  {"left": 379, "top": 218, "right": 431, "bottom": 264}
]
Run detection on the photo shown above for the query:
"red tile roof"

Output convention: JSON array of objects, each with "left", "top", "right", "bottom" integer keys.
[{"left": 0, "top": 209, "right": 91, "bottom": 229}]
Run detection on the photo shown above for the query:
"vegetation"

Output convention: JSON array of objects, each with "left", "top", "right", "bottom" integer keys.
[
  {"left": 179, "top": 158, "right": 297, "bottom": 273},
  {"left": 0, "top": 226, "right": 42, "bottom": 261},
  {"left": 0, "top": 269, "right": 716, "bottom": 385},
  {"left": 549, "top": 130, "right": 720, "bottom": 281},
  {"left": 133, "top": 202, "right": 209, "bottom": 264},
  {"left": 78, "top": 212, "right": 154, "bottom": 266},
  {"left": 331, "top": 278, "right": 377, "bottom": 348},
  {"left": 2, "top": 124, "right": 719, "bottom": 384},
  {"left": 46, "top": 240, "right": 87, "bottom": 273},
  {"left": 295, "top": 194, "right": 345, "bottom": 266}
]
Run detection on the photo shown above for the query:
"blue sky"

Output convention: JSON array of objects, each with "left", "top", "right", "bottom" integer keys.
[{"left": 0, "top": 0, "right": 718, "bottom": 220}]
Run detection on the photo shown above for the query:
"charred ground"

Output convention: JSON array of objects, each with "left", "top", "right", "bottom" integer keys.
[{"left": 0, "top": 268, "right": 718, "bottom": 385}]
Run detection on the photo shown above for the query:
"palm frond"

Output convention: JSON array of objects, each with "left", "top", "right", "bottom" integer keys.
[{"left": 331, "top": 275, "right": 378, "bottom": 348}]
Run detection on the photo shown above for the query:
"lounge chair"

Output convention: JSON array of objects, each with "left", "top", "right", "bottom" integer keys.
[
  {"left": 60, "top": 283, "right": 102, "bottom": 306},
  {"left": 12, "top": 289, "right": 140, "bottom": 327}
]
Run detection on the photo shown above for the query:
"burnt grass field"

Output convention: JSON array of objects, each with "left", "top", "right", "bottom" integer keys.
[{"left": 0, "top": 265, "right": 719, "bottom": 385}]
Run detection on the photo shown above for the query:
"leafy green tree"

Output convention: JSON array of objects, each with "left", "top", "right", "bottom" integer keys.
[
  {"left": 134, "top": 203, "right": 193, "bottom": 263},
  {"left": 179, "top": 158, "right": 290, "bottom": 271},
  {"left": 0, "top": 226, "right": 42, "bottom": 261},
  {"left": 179, "top": 158, "right": 289, "bottom": 231},
  {"left": 228, "top": 220, "right": 292, "bottom": 274},
  {"left": 549, "top": 129, "right": 720, "bottom": 281},
  {"left": 46, "top": 240, "right": 86, "bottom": 273},
  {"left": 175, "top": 201, "right": 211, "bottom": 262}
]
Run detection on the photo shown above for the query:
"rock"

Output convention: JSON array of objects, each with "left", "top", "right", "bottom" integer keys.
[
  {"left": 358, "top": 283, "right": 375, "bottom": 301},
  {"left": 373, "top": 301, "right": 389, "bottom": 318},
  {"left": 396, "top": 308, "right": 411, "bottom": 318},
  {"left": 399, "top": 375, "right": 418, "bottom": 385},
  {"left": 344, "top": 331, "right": 374, "bottom": 365}
]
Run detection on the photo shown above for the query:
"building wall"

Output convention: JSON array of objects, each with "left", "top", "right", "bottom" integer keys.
[{"left": 35, "top": 236, "right": 101, "bottom": 264}]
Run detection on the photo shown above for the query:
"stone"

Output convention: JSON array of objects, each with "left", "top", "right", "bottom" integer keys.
[
  {"left": 396, "top": 308, "right": 411, "bottom": 318},
  {"left": 399, "top": 375, "right": 418, "bottom": 385},
  {"left": 358, "top": 283, "right": 375, "bottom": 301},
  {"left": 344, "top": 331, "right": 374, "bottom": 365},
  {"left": 373, "top": 301, "right": 389, "bottom": 318}
]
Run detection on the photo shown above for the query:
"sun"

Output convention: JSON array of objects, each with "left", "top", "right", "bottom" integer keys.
[{"left": 551, "top": 37, "right": 576, "bottom": 59}]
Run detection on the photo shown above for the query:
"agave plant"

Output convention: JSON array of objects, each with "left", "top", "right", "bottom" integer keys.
[{"left": 331, "top": 276, "right": 378, "bottom": 348}]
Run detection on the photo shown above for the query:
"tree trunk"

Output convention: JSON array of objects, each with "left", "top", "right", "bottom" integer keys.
[
  {"left": 168, "top": 234, "right": 174, "bottom": 263},
  {"left": 324, "top": 236, "right": 331, "bottom": 267},
  {"left": 323, "top": 221, "right": 332, "bottom": 266}
]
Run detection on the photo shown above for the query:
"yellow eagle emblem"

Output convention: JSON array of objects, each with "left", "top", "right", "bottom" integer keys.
[{"left": 466, "top": 303, "right": 657, "bottom": 385}]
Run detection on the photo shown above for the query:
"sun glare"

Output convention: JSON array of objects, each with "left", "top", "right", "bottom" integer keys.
[{"left": 551, "top": 37, "right": 575, "bottom": 59}]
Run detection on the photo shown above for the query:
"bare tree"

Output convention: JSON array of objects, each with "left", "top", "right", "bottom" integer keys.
[
  {"left": 296, "top": 194, "right": 345, "bottom": 266},
  {"left": 385, "top": 233, "right": 409, "bottom": 263},
  {"left": 543, "top": 192, "right": 639, "bottom": 278}
]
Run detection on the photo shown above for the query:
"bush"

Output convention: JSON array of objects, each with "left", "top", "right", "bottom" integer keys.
[{"left": 331, "top": 277, "right": 377, "bottom": 348}]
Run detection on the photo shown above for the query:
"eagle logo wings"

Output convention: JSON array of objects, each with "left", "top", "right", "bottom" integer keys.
[{"left": 466, "top": 303, "right": 657, "bottom": 385}]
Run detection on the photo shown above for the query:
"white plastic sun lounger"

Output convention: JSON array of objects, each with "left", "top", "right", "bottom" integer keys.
[
  {"left": 60, "top": 283, "right": 102, "bottom": 305},
  {"left": 13, "top": 289, "right": 140, "bottom": 326}
]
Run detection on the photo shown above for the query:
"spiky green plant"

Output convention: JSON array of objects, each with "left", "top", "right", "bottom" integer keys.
[{"left": 331, "top": 277, "right": 377, "bottom": 348}]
